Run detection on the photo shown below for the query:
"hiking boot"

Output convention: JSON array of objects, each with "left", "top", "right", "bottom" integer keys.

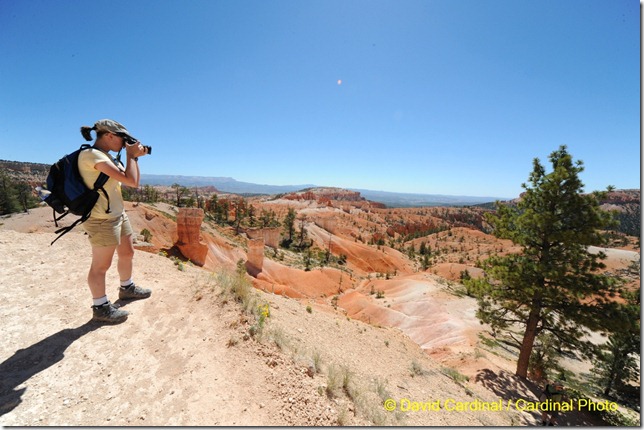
[
  {"left": 119, "top": 283, "right": 152, "bottom": 300},
  {"left": 92, "top": 302, "right": 129, "bottom": 324}
]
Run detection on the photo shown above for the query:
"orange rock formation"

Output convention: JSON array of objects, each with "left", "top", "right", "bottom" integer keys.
[{"left": 175, "top": 208, "right": 208, "bottom": 266}]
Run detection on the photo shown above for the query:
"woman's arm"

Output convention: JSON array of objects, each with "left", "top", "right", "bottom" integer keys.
[{"left": 94, "top": 144, "right": 147, "bottom": 188}]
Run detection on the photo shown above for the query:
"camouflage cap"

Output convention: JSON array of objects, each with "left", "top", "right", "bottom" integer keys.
[{"left": 94, "top": 119, "right": 136, "bottom": 141}]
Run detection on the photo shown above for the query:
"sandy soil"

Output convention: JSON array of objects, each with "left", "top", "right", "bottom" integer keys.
[
  {"left": 0, "top": 205, "right": 631, "bottom": 426},
  {"left": 0, "top": 227, "right": 523, "bottom": 426}
]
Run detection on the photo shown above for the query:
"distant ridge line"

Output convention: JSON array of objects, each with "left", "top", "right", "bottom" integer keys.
[{"left": 140, "top": 174, "right": 509, "bottom": 207}]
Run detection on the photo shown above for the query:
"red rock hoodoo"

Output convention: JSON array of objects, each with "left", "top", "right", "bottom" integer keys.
[
  {"left": 175, "top": 208, "right": 208, "bottom": 266},
  {"left": 246, "top": 238, "right": 264, "bottom": 277}
]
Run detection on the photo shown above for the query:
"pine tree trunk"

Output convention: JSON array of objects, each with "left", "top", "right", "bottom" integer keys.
[{"left": 516, "top": 299, "right": 542, "bottom": 378}]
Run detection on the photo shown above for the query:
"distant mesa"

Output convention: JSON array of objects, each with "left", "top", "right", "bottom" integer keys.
[
  {"left": 139, "top": 174, "right": 508, "bottom": 207},
  {"left": 277, "top": 187, "right": 387, "bottom": 210},
  {"left": 283, "top": 187, "right": 366, "bottom": 203},
  {"left": 140, "top": 174, "right": 315, "bottom": 196}
]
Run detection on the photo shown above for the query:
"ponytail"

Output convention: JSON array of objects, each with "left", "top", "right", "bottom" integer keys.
[{"left": 80, "top": 125, "right": 96, "bottom": 141}]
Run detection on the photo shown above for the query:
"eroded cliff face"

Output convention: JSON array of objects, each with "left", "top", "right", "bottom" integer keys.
[
  {"left": 246, "top": 227, "right": 280, "bottom": 249},
  {"left": 245, "top": 238, "right": 264, "bottom": 277},
  {"left": 175, "top": 208, "right": 208, "bottom": 266}
]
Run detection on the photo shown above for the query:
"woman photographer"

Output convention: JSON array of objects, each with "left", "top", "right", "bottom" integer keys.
[{"left": 78, "top": 119, "right": 151, "bottom": 323}]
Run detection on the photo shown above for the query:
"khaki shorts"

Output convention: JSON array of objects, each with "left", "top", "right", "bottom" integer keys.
[{"left": 83, "top": 213, "right": 133, "bottom": 247}]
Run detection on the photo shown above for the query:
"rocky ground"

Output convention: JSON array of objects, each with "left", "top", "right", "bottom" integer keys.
[{"left": 0, "top": 205, "right": 637, "bottom": 426}]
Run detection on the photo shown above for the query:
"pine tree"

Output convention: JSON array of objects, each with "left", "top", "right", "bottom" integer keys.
[
  {"left": 467, "top": 146, "right": 619, "bottom": 378},
  {"left": 247, "top": 204, "right": 256, "bottom": 227},
  {"left": 218, "top": 199, "right": 230, "bottom": 224},
  {"left": 282, "top": 207, "right": 296, "bottom": 247},
  {"left": 233, "top": 198, "right": 246, "bottom": 235},
  {"left": 593, "top": 290, "right": 640, "bottom": 397},
  {"left": 15, "top": 181, "right": 39, "bottom": 212},
  {"left": 259, "top": 208, "right": 279, "bottom": 228},
  {"left": 297, "top": 215, "right": 309, "bottom": 249},
  {"left": 171, "top": 183, "right": 190, "bottom": 207},
  {"left": 0, "top": 171, "right": 33, "bottom": 215}
]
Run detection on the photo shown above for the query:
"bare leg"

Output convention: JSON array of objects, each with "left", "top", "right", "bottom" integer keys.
[
  {"left": 115, "top": 234, "right": 151, "bottom": 300},
  {"left": 116, "top": 234, "right": 135, "bottom": 283},
  {"left": 88, "top": 245, "right": 117, "bottom": 299}
]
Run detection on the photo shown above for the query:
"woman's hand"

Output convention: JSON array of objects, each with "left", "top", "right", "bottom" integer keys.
[{"left": 125, "top": 142, "right": 148, "bottom": 159}]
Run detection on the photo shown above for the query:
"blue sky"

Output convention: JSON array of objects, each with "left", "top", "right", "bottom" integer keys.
[{"left": 0, "top": 0, "right": 639, "bottom": 198}]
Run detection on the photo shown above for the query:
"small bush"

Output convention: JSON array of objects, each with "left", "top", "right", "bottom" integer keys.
[
  {"left": 374, "top": 377, "right": 390, "bottom": 400},
  {"left": 217, "top": 270, "right": 254, "bottom": 312},
  {"left": 326, "top": 365, "right": 343, "bottom": 398},
  {"left": 141, "top": 228, "right": 153, "bottom": 242},
  {"left": 441, "top": 366, "right": 469, "bottom": 384},
  {"left": 410, "top": 360, "right": 425, "bottom": 377},
  {"left": 250, "top": 303, "right": 270, "bottom": 338},
  {"left": 269, "top": 327, "right": 288, "bottom": 350},
  {"left": 312, "top": 350, "right": 322, "bottom": 374}
]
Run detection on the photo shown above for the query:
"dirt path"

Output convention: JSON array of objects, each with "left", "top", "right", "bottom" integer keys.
[{"left": 0, "top": 229, "right": 288, "bottom": 425}]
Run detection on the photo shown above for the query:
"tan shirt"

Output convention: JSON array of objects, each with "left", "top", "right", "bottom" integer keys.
[{"left": 78, "top": 148, "right": 124, "bottom": 219}]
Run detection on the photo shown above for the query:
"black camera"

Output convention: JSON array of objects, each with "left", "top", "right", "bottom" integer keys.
[{"left": 118, "top": 133, "right": 152, "bottom": 155}]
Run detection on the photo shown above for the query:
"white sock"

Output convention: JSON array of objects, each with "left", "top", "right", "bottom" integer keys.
[
  {"left": 93, "top": 295, "right": 108, "bottom": 306},
  {"left": 120, "top": 278, "right": 134, "bottom": 288}
]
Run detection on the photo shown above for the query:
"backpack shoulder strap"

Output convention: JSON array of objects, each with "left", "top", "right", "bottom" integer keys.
[
  {"left": 94, "top": 172, "right": 111, "bottom": 214},
  {"left": 81, "top": 145, "right": 113, "bottom": 214}
]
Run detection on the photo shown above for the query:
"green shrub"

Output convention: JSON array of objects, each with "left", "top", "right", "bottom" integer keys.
[{"left": 141, "top": 228, "right": 152, "bottom": 242}]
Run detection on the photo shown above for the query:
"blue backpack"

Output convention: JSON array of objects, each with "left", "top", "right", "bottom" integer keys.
[{"left": 43, "top": 144, "right": 111, "bottom": 245}]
